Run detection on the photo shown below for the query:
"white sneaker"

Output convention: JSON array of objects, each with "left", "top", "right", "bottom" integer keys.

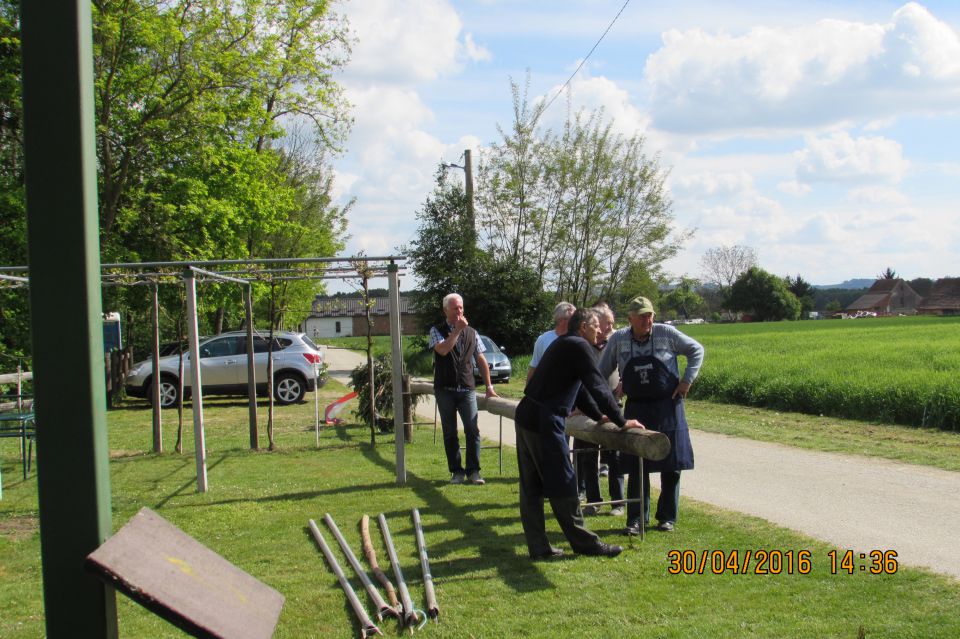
[
  {"left": 468, "top": 471, "right": 485, "bottom": 485},
  {"left": 599, "top": 464, "right": 609, "bottom": 477},
  {"left": 610, "top": 506, "right": 625, "bottom": 516}
]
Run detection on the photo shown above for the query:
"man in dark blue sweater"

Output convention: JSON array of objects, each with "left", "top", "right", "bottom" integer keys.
[{"left": 515, "top": 308, "right": 644, "bottom": 559}]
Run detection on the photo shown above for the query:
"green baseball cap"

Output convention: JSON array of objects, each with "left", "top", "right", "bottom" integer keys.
[{"left": 627, "top": 296, "right": 656, "bottom": 315}]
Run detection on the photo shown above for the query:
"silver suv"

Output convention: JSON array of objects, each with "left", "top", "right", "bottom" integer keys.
[{"left": 125, "top": 330, "right": 323, "bottom": 408}]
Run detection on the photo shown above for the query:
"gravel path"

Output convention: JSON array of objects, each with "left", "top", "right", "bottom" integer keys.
[{"left": 321, "top": 346, "right": 960, "bottom": 581}]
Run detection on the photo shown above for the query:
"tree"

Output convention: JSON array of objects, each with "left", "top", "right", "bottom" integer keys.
[
  {"left": 406, "top": 168, "right": 550, "bottom": 353},
  {"left": 726, "top": 267, "right": 801, "bottom": 321},
  {"left": 0, "top": 2, "right": 28, "bottom": 358},
  {"left": 909, "top": 277, "right": 934, "bottom": 298},
  {"left": 615, "top": 261, "right": 661, "bottom": 314},
  {"left": 661, "top": 277, "right": 704, "bottom": 320},
  {"left": 699, "top": 245, "right": 758, "bottom": 293},
  {"left": 878, "top": 267, "right": 898, "bottom": 279},
  {"left": 477, "top": 80, "right": 685, "bottom": 306},
  {"left": 785, "top": 274, "right": 815, "bottom": 318},
  {"left": 92, "top": 0, "right": 350, "bottom": 260}
]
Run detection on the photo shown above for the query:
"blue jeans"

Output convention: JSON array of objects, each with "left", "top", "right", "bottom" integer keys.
[{"left": 435, "top": 388, "right": 481, "bottom": 475}]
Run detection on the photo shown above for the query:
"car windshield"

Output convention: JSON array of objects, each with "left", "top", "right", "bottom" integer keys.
[{"left": 480, "top": 336, "right": 500, "bottom": 353}]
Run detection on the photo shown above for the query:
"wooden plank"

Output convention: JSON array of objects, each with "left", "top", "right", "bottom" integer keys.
[
  {"left": 86, "top": 507, "right": 284, "bottom": 639},
  {"left": 0, "top": 372, "right": 33, "bottom": 385}
]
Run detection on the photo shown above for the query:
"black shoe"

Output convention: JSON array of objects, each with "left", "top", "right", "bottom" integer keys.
[
  {"left": 581, "top": 542, "right": 623, "bottom": 557},
  {"left": 656, "top": 521, "right": 675, "bottom": 532},
  {"left": 530, "top": 546, "right": 564, "bottom": 560},
  {"left": 623, "top": 521, "right": 643, "bottom": 536}
]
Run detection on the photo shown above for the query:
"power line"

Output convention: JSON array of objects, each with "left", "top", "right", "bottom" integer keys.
[{"left": 539, "top": 0, "right": 632, "bottom": 118}]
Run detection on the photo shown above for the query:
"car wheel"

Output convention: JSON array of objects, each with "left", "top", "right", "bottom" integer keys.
[
  {"left": 274, "top": 371, "right": 306, "bottom": 404},
  {"left": 148, "top": 376, "right": 180, "bottom": 408}
]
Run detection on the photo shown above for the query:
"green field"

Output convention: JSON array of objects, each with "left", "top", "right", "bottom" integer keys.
[
  {"left": 3, "top": 387, "right": 960, "bottom": 638},
  {"left": 680, "top": 316, "right": 960, "bottom": 430}
]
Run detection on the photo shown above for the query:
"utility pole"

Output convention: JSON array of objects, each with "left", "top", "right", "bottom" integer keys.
[
  {"left": 464, "top": 149, "right": 475, "bottom": 235},
  {"left": 443, "top": 149, "right": 476, "bottom": 244}
]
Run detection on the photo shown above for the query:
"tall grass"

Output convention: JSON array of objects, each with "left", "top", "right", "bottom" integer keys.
[{"left": 682, "top": 316, "right": 960, "bottom": 430}]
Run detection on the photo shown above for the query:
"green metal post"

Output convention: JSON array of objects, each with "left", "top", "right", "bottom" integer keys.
[{"left": 20, "top": 1, "right": 118, "bottom": 636}]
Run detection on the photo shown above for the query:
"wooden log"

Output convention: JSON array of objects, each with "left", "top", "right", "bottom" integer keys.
[
  {"left": 360, "top": 515, "right": 399, "bottom": 611},
  {"left": 408, "top": 377, "right": 670, "bottom": 460},
  {"left": 565, "top": 415, "right": 670, "bottom": 461}
]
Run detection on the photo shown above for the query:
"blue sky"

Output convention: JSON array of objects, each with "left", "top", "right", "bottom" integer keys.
[{"left": 330, "top": 0, "right": 960, "bottom": 290}]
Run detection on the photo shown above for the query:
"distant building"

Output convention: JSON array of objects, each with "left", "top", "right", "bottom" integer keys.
[
  {"left": 301, "top": 296, "right": 421, "bottom": 338},
  {"left": 846, "top": 279, "right": 922, "bottom": 316},
  {"left": 917, "top": 278, "right": 960, "bottom": 316}
]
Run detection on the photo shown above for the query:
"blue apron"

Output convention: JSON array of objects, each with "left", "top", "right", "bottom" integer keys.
[{"left": 620, "top": 345, "right": 694, "bottom": 473}]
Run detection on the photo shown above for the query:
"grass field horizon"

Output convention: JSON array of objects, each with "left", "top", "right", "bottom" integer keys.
[{"left": 3, "top": 385, "right": 960, "bottom": 638}]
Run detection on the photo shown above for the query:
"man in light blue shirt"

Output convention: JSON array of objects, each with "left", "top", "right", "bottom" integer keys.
[{"left": 526, "top": 302, "right": 576, "bottom": 382}]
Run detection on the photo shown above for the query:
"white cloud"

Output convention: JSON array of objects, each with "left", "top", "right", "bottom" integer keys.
[
  {"left": 672, "top": 171, "right": 754, "bottom": 200},
  {"left": 644, "top": 2, "right": 960, "bottom": 134},
  {"left": 794, "top": 132, "right": 909, "bottom": 184},
  {"left": 777, "top": 180, "right": 811, "bottom": 196},
  {"left": 343, "top": 0, "right": 488, "bottom": 84},
  {"left": 847, "top": 186, "right": 911, "bottom": 206}
]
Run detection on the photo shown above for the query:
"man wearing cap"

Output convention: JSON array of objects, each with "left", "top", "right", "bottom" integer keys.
[{"left": 598, "top": 296, "right": 704, "bottom": 535}]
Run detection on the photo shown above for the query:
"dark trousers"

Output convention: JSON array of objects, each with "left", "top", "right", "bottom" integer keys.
[
  {"left": 573, "top": 438, "right": 602, "bottom": 503},
  {"left": 575, "top": 441, "right": 624, "bottom": 503},
  {"left": 623, "top": 453, "right": 681, "bottom": 525},
  {"left": 516, "top": 424, "right": 601, "bottom": 555},
  {"left": 435, "top": 388, "right": 480, "bottom": 474}
]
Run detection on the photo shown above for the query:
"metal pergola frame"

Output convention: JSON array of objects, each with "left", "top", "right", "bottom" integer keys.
[{"left": 1, "top": 256, "right": 409, "bottom": 494}]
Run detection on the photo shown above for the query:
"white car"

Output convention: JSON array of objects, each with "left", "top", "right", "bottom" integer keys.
[{"left": 125, "top": 330, "right": 323, "bottom": 408}]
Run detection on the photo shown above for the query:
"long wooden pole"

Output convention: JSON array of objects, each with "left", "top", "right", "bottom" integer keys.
[
  {"left": 360, "top": 515, "right": 399, "bottom": 610},
  {"left": 308, "top": 520, "right": 382, "bottom": 638},
  {"left": 323, "top": 514, "right": 397, "bottom": 621},
  {"left": 378, "top": 513, "right": 417, "bottom": 628},
  {"left": 151, "top": 282, "right": 162, "bottom": 452},
  {"left": 412, "top": 508, "right": 438, "bottom": 620},
  {"left": 388, "top": 263, "right": 405, "bottom": 484},
  {"left": 245, "top": 284, "right": 258, "bottom": 450},
  {"left": 183, "top": 270, "right": 208, "bottom": 492}
]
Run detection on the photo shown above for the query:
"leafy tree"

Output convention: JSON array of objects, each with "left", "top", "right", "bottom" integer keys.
[
  {"left": 699, "top": 245, "right": 758, "bottom": 293},
  {"left": 661, "top": 277, "right": 704, "bottom": 320},
  {"left": 726, "top": 266, "right": 801, "bottom": 321},
  {"left": 878, "top": 267, "right": 898, "bottom": 279},
  {"left": 615, "top": 261, "right": 661, "bottom": 315},
  {"left": 785, "top": 274, "right": 816, "bottom": 318},
  {"left": 406, "top": 168, "right": 550, "bottom": 354},
  {"left": 908, "top": 277, "right": 934, "bottom": 298},
  {"left": 93, "top": 0, "right": 350, "bottom": 257},
  {"left": 477, "top": 79, "right": 684, "bottom": 306},
  {"left": 0, "top": 2, "right": 27, "bottom": 358},
  {"left": 813, "top": 287, "right": 865, "bottom": 312}
]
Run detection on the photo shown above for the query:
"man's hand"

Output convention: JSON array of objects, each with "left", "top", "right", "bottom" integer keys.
[
  {"left": 672, "top": 381, "right": 691, "bottom": 400},
  {"left": 485, "top": 386, "right": 499, "bottom": 399},
  {"left": 454, "top": 316, "right": 469, "bottom": 331},
  {"left": 622, "top": 419, "right": 645, "bottom": 430}
]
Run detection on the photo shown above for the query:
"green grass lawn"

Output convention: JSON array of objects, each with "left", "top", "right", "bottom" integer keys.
[{"left": 2, "top": 382, "right": 960, "bottom": 638}]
